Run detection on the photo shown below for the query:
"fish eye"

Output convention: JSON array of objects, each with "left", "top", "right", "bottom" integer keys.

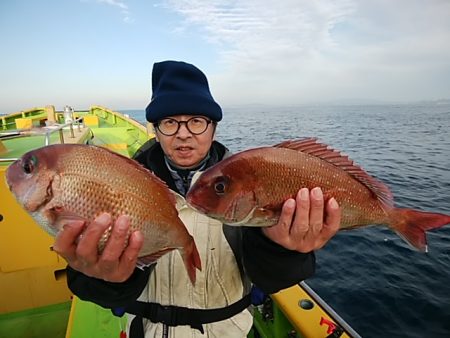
[
  {"left": 22, "top": 155, "right": 36, "bottom": 174},
  {"left": 214, "top": 177, "right": 228, "bottom": 195}
]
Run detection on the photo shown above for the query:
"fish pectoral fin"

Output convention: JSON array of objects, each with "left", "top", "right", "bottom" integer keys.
[
  {"left": 41, "top": 202, "right": 86, "bottom": 231},
  {"left": 229, "top": 207, "right": 280, "bottom": 227},
  {"left": 250, "top": 207, "right": 281, "bottom": 227},
  {"left": 55, "top": 214, "right": 88, "bottom": 233},
  {"left": 136, "top": 247, "right": 176, "bottom": 269}
]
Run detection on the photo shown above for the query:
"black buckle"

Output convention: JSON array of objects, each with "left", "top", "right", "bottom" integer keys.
[
  {"left": 152, "top": 305, "right": 176, "bottom": 325},
  {"left": 150, "top": 304, "right": 204, "bottom": 333}
]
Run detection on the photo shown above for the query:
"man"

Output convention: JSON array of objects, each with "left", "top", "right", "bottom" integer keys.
[{"left": 54, "top": 60, "right": 340, "bottom": 337}]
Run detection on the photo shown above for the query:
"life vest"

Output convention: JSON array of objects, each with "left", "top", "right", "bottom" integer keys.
[{"left": 124, "top": 173, "right": 253, "bottom": 338}]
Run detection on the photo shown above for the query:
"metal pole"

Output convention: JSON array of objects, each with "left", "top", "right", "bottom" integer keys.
[{"left": 69, "top": 123, "right": 75, "bottom": 138}]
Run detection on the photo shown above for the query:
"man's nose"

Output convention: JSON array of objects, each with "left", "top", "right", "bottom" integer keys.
[{"left": 176, "top": 122, "right": 191, "bottom": 137}]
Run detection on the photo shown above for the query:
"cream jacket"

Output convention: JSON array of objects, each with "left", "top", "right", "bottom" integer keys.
[{"left": 126, "top": 187, "right": 253, "bottom": 338}]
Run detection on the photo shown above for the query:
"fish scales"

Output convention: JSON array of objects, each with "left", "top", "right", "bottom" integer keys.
[
  {"left": 48, "top": 147, "right": 181, "bottom": 249},
  {"left": 231, "top": 147, "right": 387, "bottom": 228},
  {"left": 186, "top": 138, "right": 450, "bottom": 251}
]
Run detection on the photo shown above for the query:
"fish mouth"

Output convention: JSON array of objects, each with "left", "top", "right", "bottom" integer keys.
[
  {"left": 186, "top": 192, "right": 229, "bottom": 222},
  {"left": 5, "top": 159, "right": 21, "bottom": 191},
  {"left": 185, "top": 191, "right": 210, "bottom": 214},
  {"left": 187, "top": 201, "right": 226, "bottom": 222},
  {"left": 186, "top": 199, "right": 206, "bottom": 214}
]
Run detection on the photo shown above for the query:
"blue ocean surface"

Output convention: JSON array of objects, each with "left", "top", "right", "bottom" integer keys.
[{"left": 122, "top": 103, "right": 450, "bottom": 338}]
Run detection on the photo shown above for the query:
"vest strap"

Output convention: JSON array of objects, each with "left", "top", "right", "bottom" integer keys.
[{"left": 126, "top": 294, "right": 251, "bottom": 337}]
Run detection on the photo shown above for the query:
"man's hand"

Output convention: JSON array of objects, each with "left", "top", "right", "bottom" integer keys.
[
  {"left": 262, "top": 187, "right": 340, "bottom": 253},
  {"left": 53, "top": 213, "right": 144, "bottom": 282}
]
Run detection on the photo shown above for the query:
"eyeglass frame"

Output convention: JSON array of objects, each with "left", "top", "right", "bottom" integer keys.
[{"left": 154, "top": 116, "right": 215, "bottom": 136}]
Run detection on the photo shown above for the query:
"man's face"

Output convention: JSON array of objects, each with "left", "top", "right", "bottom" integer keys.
[{"left": 155, "top": 115, "right": 216, "bottom": 168}]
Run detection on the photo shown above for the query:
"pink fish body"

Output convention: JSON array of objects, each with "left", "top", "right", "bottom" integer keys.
[
  {"left": 6, "top": 144, "right": 201, "bottom": 283},
  {"left": 187, "top": 138, "right": 450, "bottom": 251}
]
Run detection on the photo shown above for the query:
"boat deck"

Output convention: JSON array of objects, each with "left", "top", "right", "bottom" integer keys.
[{"left": 0, "top": 126, "right": 90, "bottom": 161}]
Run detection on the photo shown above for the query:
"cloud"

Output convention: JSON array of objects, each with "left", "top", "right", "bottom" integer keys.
[
  {"left": 163, "top": 0, "right": 450, "bottom": 103},
  {"left": 97, "top": 0, "right": 134, "bottom": 23},
  {"left": 165, "top": 0, "right": 355, "bottom": 68}
]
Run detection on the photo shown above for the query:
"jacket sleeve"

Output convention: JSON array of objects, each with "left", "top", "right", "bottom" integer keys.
[
  {"left": 242, "top": 228, "right": 315, "bottom": 294},
  {"left": 66, "top": 266, "right": 152, "bottom": 309}
]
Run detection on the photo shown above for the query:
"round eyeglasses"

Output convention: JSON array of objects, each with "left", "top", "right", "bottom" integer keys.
[{"left": 156, "top": 116, "right": 213, "bottom": 136}]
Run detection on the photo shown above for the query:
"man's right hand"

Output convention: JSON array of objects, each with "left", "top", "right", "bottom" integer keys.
[{"left": 53, "top": 213, "right": 144, "bottom": 282}]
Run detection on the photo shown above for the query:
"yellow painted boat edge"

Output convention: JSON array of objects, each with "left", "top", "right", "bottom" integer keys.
[{"left": 272, "top": 282, "right": 360, "bottom": 338}]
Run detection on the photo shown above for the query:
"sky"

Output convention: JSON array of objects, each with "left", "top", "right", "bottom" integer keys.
[{"left": 1, "top": 0, "right": 450, "bottom": 112}]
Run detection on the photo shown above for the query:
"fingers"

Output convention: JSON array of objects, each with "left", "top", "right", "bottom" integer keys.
[
  {"left": 53, "top": 213, "right": 141, "bottom": 282},
  {"left": 262, "top": 198, "right": 295, "bottom": 246},
  {"left": 76, "top": 213, "right": 112, "bottom": 266},
  {"left": 98, "top": 215, "right": 131, "bottom": 276},
  {"left": 291, "top": 188, "right": 310, "bottom": 235},
  {"left": 54, "top": 220, "right": 85, "bottom": 262},
  {"left": 100, "top": 215, "right": 130, "bottom": 262},
  {"left": 118, "top": 230, "right": 144, "bottom": 276},
  {"left": 323, "top": 197, "right": 341, "bottom": 238},
  {"left": 97, "top": 215, "right": 143, "bottom": 282},
  {"left": 291, "top": 187, "right": 323, "bottom": 238},
  {"left": 263, "top": 187, "right": 341, "bottom": 253},
  {"left": 279, "top": 198, "right": 296, "bottom": 230},
  {"left": 309, "top": 187, "right": 325, "bottom": 235}
]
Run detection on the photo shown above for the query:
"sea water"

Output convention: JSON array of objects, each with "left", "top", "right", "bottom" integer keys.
[{"left": 122, "top": 103, "right": 450, "bottom": 338}]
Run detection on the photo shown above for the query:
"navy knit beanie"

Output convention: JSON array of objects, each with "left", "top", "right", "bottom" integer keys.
[{"left": 145, "top": 61, "right": 222, "bottom": 123}]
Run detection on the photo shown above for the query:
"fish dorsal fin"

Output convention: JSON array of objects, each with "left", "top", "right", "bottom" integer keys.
[{"left": 274, "top": 138, "right": 394, "bottom": 211}]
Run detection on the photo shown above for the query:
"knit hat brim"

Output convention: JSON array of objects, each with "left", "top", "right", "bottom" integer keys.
[{"left": 146, "top": 92, "right": 223, "bottom": 123}]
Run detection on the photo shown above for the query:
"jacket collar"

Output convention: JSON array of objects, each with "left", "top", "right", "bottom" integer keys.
[{"left": 133, "top": 139, "right": 229, "bottom": 195}]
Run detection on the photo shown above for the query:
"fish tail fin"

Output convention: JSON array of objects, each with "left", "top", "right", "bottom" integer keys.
[
  {"left": 389, "top": 208, "right": 450, "bottom": 252},
  {"left": 181, "top": 239, "right": 202, "bottom": 285}
]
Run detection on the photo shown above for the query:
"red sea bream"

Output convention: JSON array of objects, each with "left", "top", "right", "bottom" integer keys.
[
  {"left": 186, "top": 138, "right": 450, "bottom": 251},
  {"left": 6, "top": 144, "right": 201, "bottom": 284}
]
